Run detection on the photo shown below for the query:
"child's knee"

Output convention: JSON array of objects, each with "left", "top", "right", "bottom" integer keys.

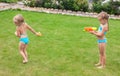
[{"left": 100, "top": 53, "right": 105, "bottom": 56}]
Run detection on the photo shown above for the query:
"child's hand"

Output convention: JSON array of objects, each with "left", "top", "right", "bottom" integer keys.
[
  {"left": 89, "top": 31, "right": 95, "bottom": 34},
  {"left": 36, "top": 32, "right": 42, "bottom": 36},
  {"left": 15, "top": 31, "right": 17, "bottom": 36}
]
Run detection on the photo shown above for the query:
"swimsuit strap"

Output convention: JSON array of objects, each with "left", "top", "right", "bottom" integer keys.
[{"left": 98, "top": 25, "right": 107, "bottom": 35}]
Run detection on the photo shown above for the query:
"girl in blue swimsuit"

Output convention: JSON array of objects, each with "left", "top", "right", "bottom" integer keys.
[
  {"left": 89, "top": 12, "right": 109, "bottom": 68},
  {"left": 13, "top": 14, "right": 42, "bottom": 63}
]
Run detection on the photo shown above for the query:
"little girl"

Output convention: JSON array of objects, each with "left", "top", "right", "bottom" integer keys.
[
  {"left": 13, "top": 14, "right": 41, "bottom": 64},
  {"left": 89, "top": 12, "right": 109, "bottom": 68}
]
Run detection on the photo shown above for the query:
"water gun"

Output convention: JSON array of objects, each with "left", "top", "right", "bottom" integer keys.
[{"left": 83, "top": 27, "right": 97, "bottom": 32}]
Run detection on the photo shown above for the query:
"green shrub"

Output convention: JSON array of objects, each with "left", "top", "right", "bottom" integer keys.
[
  {"left": 23, "top": 0, "right": 120, "bottom": 15},
  {"left": 60, "top": 0, "right": 88, "bottom": 12},
  {"left": 92, "top": 1, "right": 120, "bottom": 15},
  {"left": 102, "top": 3, "right": 112, "bottom": 14},
  {"left": 51, "top": 3, "right": 58, "bottom": 9},
  {"left": 27, "top": 0, "right": 35, "bottom": 7},
  {"left": 109, "top": 1, "right": 120, "bottom": 15},
  {"left": 92, "top": 2, "right": 102, "bottom": 13},
  {"left": 73, "top": 3, "right": 79, "bottom": 11},
  {"left": 62, "top": 0, "right": 74, "bottom": 11},
  {"left": 44, "top": 2, "right": 51, "bottom": 8},
  {"left": 56, "top": 1, "right": 64, "bottom": 9},
  {"left": 75, "top": 0, "right": 88, "bottom": 12},
  {"left": 24, "top": 0, "right": 88, "bottom": 12},
  {"left": 34, "top": 0, "right": 44, "bottom": 7}
]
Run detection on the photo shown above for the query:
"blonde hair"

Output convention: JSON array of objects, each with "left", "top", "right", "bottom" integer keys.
[
  {"left": 98, "top": 11, "right": 109, "bottom": 20},
  {"left": 13, "top": 14, "right": 24, "bottom": 26},
  {"left": 98, "top": 12, "right": 109, "bottom": 31}
]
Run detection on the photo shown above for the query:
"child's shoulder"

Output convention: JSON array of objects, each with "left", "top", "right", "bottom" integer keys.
[
  {"left": 24, "top": 22, "right": 29, "bottom": 26},
  {"left": 22, "top": 22, "right": 28, "bottom": 28},
  {"left": 103, "top": 24, "right": 109, "bottom": 31},
  {"left": 23, "top": 22, "right": 27, "bottom": 26}
]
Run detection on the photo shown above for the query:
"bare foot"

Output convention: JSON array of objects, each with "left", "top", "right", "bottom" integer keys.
[
  {"left": 97, "top": 65, "right": 105, "bottom": 69},
  {"left": 23, "top": 60, "right": 28, "bottom": 64},
  {"left": 95, "top": 63, "right": 101, "bottom": 66}
]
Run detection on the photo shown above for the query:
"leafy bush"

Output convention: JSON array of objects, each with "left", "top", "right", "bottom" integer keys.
[
  {"left": 61, "top": 0, "right": 88, "bottom": 12},
  {"left": 44, "top": 2, "right": 51, "bottom": 8},
  {"left": 23, "top": 0, "right": 119, "bottom": 15},
  {"left": 23, "top": 0, "right": 35, "bottom": 7},
  {"left": 102, "top": 3, "right": 112, "bottom": 14},
  {"left": 34, "top": 0, "right": 44, "bottom": 7},
  {"left": 76, "top": 0, "right": 88, "bottom": 12},
  {"left": 62, "top": 0, "right": 74, "bottom": 11},
  {"left": 109, "top": 1, "right": 120, "bottom": 15},
  {"left": 92, "top": 2, "right": 102, "bottom": 13},
  {"left": 24, "top": 0, "right": 88, "bottom": 12},
  {"left": 92, "top": 1, "right": 120, "bottom": 15}
]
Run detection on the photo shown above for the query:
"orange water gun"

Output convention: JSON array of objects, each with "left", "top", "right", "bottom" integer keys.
[{"left": 83, "top": 27, "right": 97, "bottom": 32}]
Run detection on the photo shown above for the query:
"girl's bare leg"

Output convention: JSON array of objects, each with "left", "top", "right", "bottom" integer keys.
[
  {"left": 97, "top": 43, "right": 106, "bottom": 68},
  {"left": 95, "top": 43, "right": 102, "bottom": 66},
  {"left": 23, "top": 44, "right": 28, "bottom": 62},
  {"left": 101, "top": 43, "right": 106, "bottom": 67},
  {"left": 19, "top": 42, "right": 27, "bottom": 63}
]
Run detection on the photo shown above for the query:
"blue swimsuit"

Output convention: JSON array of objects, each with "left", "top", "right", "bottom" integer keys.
[
  {"left": 97, "top": 26, "right": 107, "bottom": 43},
  {"left": 20, "top": 34, "right": 29, "bottom": 44}
]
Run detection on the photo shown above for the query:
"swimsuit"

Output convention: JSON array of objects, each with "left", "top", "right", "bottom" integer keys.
[
  {"left": 97, "top": 26, "right": 107, "bottom": 43},
  {"left": 97, "top": 38, "right": 107, "bottom": 43},
  {"left": 20, "top": 34, "right": 29, "bottom": 44}
]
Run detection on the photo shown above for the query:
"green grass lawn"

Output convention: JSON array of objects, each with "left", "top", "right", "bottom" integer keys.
[{"left": 0, "top": 10, "right": 120, "bottom": 76}]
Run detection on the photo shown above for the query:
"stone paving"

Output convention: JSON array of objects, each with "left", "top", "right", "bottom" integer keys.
[{"left": 0, "top": 2, "right": 120, "bottom": 19}]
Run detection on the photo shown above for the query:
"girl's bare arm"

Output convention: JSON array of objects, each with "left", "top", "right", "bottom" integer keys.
[
  {"left": 25, "top": 23, "right": 37, "bottom": 34},
  {"left": 89, "top": 26, "right": 107, "bottom": 37},
  {"left": 25, "top": 23, "right": 41, "bottom": 36}
]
